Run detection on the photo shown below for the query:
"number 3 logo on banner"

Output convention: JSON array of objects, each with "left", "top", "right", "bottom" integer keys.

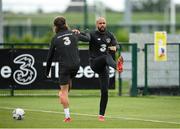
[{"left": 13, "top": 54, "right": 37, "bottom": 85}]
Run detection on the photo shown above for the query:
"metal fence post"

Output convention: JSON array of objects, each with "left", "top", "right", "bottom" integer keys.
[
  {"left": 130, "top": 43, "right": 138, "bottom": 96},
  {"left": 143, "top": 44, "right": 148, "bottom": 95},
  {"left": 179, "top": 44, "right": 180, "bottom": 95},
  {"left": 83, "top": 0, "right": 88, "bottom": 30}
]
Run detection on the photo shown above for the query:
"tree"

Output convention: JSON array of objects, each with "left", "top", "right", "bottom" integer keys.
[{"left": 132, "top": 0, "right": 170, "bottom": 12}]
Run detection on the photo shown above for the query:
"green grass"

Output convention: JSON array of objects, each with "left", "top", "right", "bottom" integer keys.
[
  {"left": 0, "top": 80, "right": 129, "bottom": 97},
  {"left": 0, "top": 89, "right": 120, "bottom": 97},
  {"left": 5, "top": 11, "right": 180, "bottom": 25},
  {"left": 0, "top": 96, "right": 180, "bottom": 128}
]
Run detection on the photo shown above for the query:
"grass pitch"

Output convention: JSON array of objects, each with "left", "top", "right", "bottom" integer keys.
[{"left": 0, "top": 96, "right": 180, "bottom": 128}]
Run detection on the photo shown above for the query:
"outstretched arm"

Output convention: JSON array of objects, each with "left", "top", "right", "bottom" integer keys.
[
  {"left": 78, "top": 32, "right": 90, "bottom": 42},
  {"left": 72, "top": 29, "right": 90, "bottom": 42}
]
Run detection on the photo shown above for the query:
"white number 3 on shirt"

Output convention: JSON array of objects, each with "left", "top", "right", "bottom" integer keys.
[
  {"left": 63, "top": 37, "right": 71, "bottom": 45},
  {"left": 100, "top": 44, "right": 106, "bottom": 52}
]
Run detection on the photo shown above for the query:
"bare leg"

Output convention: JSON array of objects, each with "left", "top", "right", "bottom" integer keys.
[
  {"left": 59, "top": 84, "right": 69, "bottom": 108},
  {"left": 59, "top": 84, "right": 71, "bottom": 122}
]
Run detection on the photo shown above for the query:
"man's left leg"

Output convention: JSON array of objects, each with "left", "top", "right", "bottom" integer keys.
[
  {"left": 59, "top": 84, "right": 71, "bottom": 122},
  {"left": 98, "top": 67, "right": 109, "bottom": 121}
]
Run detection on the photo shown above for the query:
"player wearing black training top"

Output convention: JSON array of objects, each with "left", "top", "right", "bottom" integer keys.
[
  {"left": 46, "top": 16, "right": 89, "bottom": 123},
  {"left": 88, "top": 17, "right": 123, "bottom": 122}
]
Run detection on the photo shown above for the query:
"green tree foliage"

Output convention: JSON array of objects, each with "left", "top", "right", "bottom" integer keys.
[
  {"left": 115, "top": 29, "right": 129, "bottom": 43},
  {"left": 5, "top": 32, "right": 53, "bottom": 48},
  {"left": 7, "top": 32, "right": 53, "bottom": 44},
  {"left": 132, "top": 0, "right": 170, "bottom": 12}
]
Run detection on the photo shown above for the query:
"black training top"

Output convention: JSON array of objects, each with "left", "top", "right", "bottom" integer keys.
[
  {"left": 46, "top": 30, "right": 89, "bottom": 75},
  {"left": 89, "top": 30, "right": 118, "bottom": 58}
]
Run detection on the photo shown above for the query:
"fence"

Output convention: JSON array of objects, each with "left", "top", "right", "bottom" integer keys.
[
  {"left": 144, "top": 43, "right": 180, "bottom": 95},
  {"left": 1, "top": 42, "right": 179, "bottom": 96},
  {"left": 118, "top": 43, "right": 137, "bottom": 96},
  {"left": 0, "top": 43, "right": 138, "bottom": 97}
]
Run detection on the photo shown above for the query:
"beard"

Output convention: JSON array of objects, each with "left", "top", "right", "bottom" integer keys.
[{"left": 98, "top": 26, "right": 106, "bottom": 32}]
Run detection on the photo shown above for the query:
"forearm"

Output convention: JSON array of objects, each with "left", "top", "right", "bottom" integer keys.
[
  {"left": 72, "top": 29, "right": 90, "bottom": 42},
  {"left": 78, "top": 32, "right": 90, "bottom": 42}
]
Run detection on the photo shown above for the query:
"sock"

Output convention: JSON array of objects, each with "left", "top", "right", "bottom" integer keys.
[{"left": 64, "top": 108, "right": 70, "bottom": 118}]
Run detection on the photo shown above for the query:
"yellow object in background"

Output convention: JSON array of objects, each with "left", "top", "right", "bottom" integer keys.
[{"left": 154, "top": 31, "right": 167, "bottom": 61}]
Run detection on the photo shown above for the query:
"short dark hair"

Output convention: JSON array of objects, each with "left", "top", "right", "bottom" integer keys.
[{"left": 53, "top": 16, "right": 68, "bottom": 33}]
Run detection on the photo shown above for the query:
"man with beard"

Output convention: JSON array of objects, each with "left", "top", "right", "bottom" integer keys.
[{"left": 88, "top": 17, "right": 123, "bottom": 121}]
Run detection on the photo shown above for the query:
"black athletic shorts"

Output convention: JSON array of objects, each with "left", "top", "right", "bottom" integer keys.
[{"left": 59, "top": 66, "right": 79, "bottom": 85}]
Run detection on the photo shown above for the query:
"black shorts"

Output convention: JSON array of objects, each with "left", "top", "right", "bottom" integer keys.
[{"left": 59, "top": 66, "right": 79, "bottom": 85}]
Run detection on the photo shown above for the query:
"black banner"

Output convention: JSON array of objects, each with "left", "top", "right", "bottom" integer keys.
[{"left": 0, "top": 49, "right": 115, "bottom": 89}]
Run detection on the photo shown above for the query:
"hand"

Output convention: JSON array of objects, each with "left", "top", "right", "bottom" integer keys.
[
  {"left": 108, "top": 46, "right": 116, "bottom": 51},
  {"left": 72, "top": 29, "right": 80, "bottom": 34},
  {"left": 46, "top": 75, "right": 51, "bottom": 78},
  {"left": 45, "top": 70, "right": 50, "bottom": 78},
  {"left": 45, "top": 73, "right": 51, "bottom": 78}
]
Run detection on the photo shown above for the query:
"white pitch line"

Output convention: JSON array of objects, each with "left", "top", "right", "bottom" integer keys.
[{"left": 0, "top": 106, "right": 180, "bottom": 125}]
